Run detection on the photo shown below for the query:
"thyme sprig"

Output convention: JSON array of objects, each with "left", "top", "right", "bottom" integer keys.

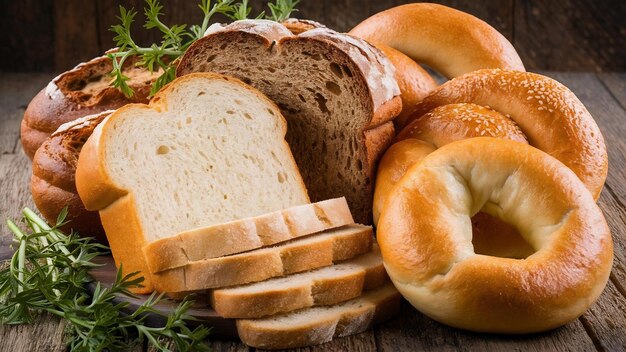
[
  {"left": 0, "top": 208, "right": 210, "bottom": 352},
  {"left": 108, "top": 0, "right": 302, "bottom": 97}
]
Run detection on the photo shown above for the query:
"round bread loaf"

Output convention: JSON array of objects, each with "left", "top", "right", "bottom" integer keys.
[
  {"left": 402, "top": 69, "right": 608, "bottom": 199},
  {"left": 349, "top": 3, "right": 525, "bottom": 79},
  {"left": 21, "top": 54, "right": 158, "bottom": 159},
  {"left": 31, "top": 111, "right": 112, "bottom": 244},
  {"left": 377, "top": 137, "right": 613, "bottom": 333}
]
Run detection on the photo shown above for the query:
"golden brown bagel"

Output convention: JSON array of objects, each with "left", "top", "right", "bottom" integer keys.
[
  {"left": 375, "top": 44, "right": 437, "bottom": 124},
  {"left": 403, "top": 69, "right": 608, "bottom": 199},
  {"left": 378, "top": 137, "right": 613, "bottom": 333},
  {"left": 373, "top": 103, "right": 528, "bottom": 225},
  {"left": 349, "top": 3, "right": 524, "bottom": 80}
]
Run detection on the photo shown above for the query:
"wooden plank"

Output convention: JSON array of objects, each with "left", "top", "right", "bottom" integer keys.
[
  {"left": 598, "top": 73, "right": 626, "bottom": 110},
  {"left": 54, "top": 0, "right": 101, "bottom": 71},
  {"left": 0, "top": 314, "right": 67, "bottom": 352},
  {"left": 0, "top": 0, "right": 54, "bottom": 72},
  {"left": 514, "top": 0, "right": 626, "bottom": 71},
  {"left": 375, "top": 302, "right": 595, "bottom": 351},
  {"left": 145, "top": 338, "right": 250, "bottom": 352},
  {"left": 0, "top": 152, "right": 35, "bottom": 253},
  {"left": 545, "top": 72, "right": 626, "bottom": 351},
  {"left": 0, "top": 73, "right": 54, "bottom": 155}
]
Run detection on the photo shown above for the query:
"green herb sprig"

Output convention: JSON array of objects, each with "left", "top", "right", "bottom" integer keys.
[
  {"left": 108, "top": 0, "right": 302, "bottom": 97},
  {"left": 267, "top": 0, "right": 301, "bottom": 22},
  {"left": 0, "top": 208, "right": 210, "bottom": 352}
]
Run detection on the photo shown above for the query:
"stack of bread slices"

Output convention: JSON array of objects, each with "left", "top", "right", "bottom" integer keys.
[
  {"left": 149, "top": 200, "right": 400, "bottom": 349},
  {"left": 75, "top": 73, "right": 400, "bottom": 349}
]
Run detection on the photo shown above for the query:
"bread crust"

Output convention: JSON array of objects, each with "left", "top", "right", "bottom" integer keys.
[
  {"left": 31, "top": 111, "right": 111, "bottom": 243},
  {"left": 349, "top": 3, "right": 525, "bottom": 79},
  {"left": 402, "top": 69, "right": 608, "bottom": 199},
  {"left": 144, "top": 197, "right": 353, "bottom": 273},
  {"left": 209, "top": 246, "right": 387, "bottom": 319},
  {"left": 377, "top": 138, "right": 613, "bottom": 333},
  {"left": 281, "top": 18, "right": 326, "bottom": 35},
  {"left": 21, "top": 54, "right": 157, "bottom": 159},
  {"left": 236, "top": 284, "right": 401, "bottom": 349},
  {"left": 151, "top": 225, "right": 373, "bottom": 293}
]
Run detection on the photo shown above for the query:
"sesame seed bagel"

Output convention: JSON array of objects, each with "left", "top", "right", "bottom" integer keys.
[
  {"left": 349, "top": 3, "right": 524, "bottom": 83},
  {"left": 402, "top": 69, "right": 608, "bottom": 199},
  {"left": 377, "top": 137, "right": 613, "bottom": 333},
  {"left": 373, "top": 103, "right": 528, "bottom": 225}
]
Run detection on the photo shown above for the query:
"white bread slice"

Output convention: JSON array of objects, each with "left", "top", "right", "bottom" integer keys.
[
  {"left": 143, "top": 197, "right": 353, "bottom": 273},
  {"left": 236, "top": 284, "right": 401, "bottom": 349},
  {"left": 152, "top": 224, "right": 372, "bottom": 293},
  {"left": 210, "top": 245, "right": 387, "bottom": 318},
  {"left": 75, "top": 73, "right": 309, "bottom": 293}
]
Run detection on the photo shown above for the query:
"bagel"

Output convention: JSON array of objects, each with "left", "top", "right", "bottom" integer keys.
[
  {"left": 349, "top": 3, "right": 524, "bottom": 81},
  {"left": 377, "top": 137, "right": 613, "bottom": 333},
  {"left": 375, "top": 44, "right": 438, "bottom": 123},
  {"left": 373, "top": 103, "right": 528, "bottom": 225},
  {"left": 401, "top": 69, "right": 608, "bottom": 199}
]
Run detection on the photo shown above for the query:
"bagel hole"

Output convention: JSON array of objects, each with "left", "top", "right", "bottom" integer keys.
[{"left": 470, "top": 212, "right": 535, "bottom": 259}]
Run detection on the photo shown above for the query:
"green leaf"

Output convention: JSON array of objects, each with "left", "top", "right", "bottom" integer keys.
[
  {"left": 0, "top": 208, "right": 212, "bottom": 350},
  {"left": 267, "top": 0, "right": 301, "bottom": 22}
]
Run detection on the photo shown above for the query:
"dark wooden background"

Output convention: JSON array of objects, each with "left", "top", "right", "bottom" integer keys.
[{"left": 1, "top": 0, "right": 624, "bottom": 73}]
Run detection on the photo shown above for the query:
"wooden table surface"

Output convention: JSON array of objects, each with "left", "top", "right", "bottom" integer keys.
[{"left": 0, "top": 72, "right": 625, "bottom": 352}]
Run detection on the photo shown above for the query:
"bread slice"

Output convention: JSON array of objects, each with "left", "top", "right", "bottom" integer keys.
[
  {"left": 143, "top": 197, "right": 353, "bottom": 273},
  {"left": 152, "top": 224, "right": 373, "bottom": 293},
  {"left": 177, "top": 20, "right": 402, "bottom": 224},
  {"left": 210, "top": 245, "right": 387, "bottom": 318},
  {"left": 236, "top": 284, "right": 401, "bottom": 349},
  {"left": 75, "top": 73, "right": 310, "bottom": 293}
]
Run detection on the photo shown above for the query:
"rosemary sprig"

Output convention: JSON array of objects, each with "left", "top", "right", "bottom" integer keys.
[
  {"left": 0, "top": 208, "right": 210, "bottom": 352},
  {"left": 108, "top": 0, "right": 237, "bottom": 97},
  {"left": 108, "top": 0, "right": 303, "bottom": 97},
  {"left": 267, "top": 0, "right": 301, "bottom": 22}
]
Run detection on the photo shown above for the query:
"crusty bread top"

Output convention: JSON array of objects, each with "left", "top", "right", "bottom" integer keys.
[
  {"left": 281, "top": 18, "right": 327, "bottom": 34},
  {"left": 45, "top": 52, "right": 159, "bottom": 107},
  {"left": 188, "top": 19, "right": 400, "bottom": 125}
]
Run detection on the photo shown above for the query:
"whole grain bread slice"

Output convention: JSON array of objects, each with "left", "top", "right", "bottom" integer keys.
[
  {"left": 177, "top": 20, "right": 402, "bottom": 224},
  {"left": 236, "top": 284, "right": 401, "bottom": 349},
  {"left": 210, "top": 245, "right": 387, "bottom": 318},
  {"left": 144, "top": 197, "right": 353, "bottom": 273},
  {"left": 75, "top": 73, "right": 309, "bottom": 293},
  {"left": 152, "top": 224, "right": 373, "bottom": 293}
]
